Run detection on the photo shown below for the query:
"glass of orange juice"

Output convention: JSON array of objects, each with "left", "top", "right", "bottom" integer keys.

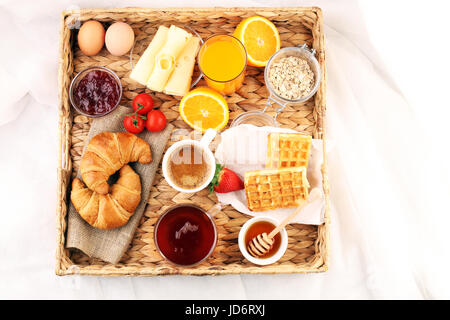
[{"left": 198, "top": 34, "right": 247, "bottom": 95}]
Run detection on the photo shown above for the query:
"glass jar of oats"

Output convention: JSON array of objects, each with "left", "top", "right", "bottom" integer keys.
[
  {"left": 231, "top": 44, "right": 321, "bottom": 128},
  {"left": 264, "top": 44, "right": 321, "bottom": 106}
]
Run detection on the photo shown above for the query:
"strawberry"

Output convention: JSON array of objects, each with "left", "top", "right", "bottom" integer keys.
[{"left": 208, "top": 164, "right": 244, "bottom": 193}]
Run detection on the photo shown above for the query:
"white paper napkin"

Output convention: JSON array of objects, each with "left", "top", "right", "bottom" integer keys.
[{"left": 214, "top": 124, "right": 325, "bottom": 225}]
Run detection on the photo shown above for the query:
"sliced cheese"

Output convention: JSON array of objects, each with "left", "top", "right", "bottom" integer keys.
[
  {"left": 163, "top": 37, "right": 200, "bottom": 96},
  {"left": 130, "top": 25, "right": 169, "bottom": 85},
  {"left": 146, "top": 25, "right": 192, "bottom": 92}
]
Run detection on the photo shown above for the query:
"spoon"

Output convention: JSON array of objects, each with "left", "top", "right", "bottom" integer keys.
[{"left": 246, "top": 188, "right": 321, "bottom": 258}]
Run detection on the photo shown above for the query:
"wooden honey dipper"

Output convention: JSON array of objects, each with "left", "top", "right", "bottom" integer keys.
[{"left": 246, "top": 188, "right": 321, "bottom": 258}]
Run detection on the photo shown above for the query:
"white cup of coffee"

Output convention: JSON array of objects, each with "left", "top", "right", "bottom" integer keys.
[{"left": 162, "top": 129, "right": 217, "bottom": 193}]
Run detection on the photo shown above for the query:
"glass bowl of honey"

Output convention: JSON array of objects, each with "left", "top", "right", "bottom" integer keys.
[
  {"left": 238, "top": 216, "right": 288, "bottom": 265},
  {"left": 69, "top": 66, "right": 122, "bottom": 117},
  {"left": 230, "top": 110, "right": 278, "bottom": 128}
]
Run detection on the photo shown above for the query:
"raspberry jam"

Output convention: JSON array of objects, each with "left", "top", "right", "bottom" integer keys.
[
  {"left": 155, "top": 205, "right": 216, "bottom": 266},
  {"left": 72, "top": 69, "right": 121, "bottom": 116}
]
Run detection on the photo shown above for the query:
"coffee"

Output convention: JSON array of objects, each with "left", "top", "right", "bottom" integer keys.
[
  {"left": 167, "top": 144, "right": 211, "bottom": 190},
  {"left": 155, "top": 205, "right": 217, "bottom": 266}
]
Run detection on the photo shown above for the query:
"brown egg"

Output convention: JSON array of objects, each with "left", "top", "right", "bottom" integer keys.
[
  {"left": 105, "top": 22, "right": 135, "bottom": 56},
  {"left": 77, "top": 20, "right": 105, "bottom": 56}
]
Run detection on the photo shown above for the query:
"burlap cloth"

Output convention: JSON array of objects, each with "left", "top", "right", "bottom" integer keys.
[{"left": 66, "top": 105, "right": 174, "bottom": 264}]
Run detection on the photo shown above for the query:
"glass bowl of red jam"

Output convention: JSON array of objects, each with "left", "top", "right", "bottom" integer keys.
[{"left": 69, "top": 66, "right": 122, "bottom": 117}]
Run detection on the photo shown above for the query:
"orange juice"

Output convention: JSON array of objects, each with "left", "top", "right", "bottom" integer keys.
[{"left": 198, "top": 35, "right": 247, "bottom": 95}]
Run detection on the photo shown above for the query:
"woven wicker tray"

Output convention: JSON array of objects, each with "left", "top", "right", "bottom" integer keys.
[{"left": 56, "top": 7, "right": 329, "bottom": 276}]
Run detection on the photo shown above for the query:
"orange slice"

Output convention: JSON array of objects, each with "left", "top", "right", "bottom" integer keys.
[
  {"left": 179, "top": 87, "right": 229, "bottom": 132},
  {"left": 233, "top": 16, "right": 281, "bottom": 67}
]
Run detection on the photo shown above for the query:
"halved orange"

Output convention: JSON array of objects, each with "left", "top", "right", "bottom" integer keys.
[
  {"left": 233, "top": 16, "right": 281, "bottom": 67},
  {"left": 179, "top": 87, "right": 229, "bottom": 132}
]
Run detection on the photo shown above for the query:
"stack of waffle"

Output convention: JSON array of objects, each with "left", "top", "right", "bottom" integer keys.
[{"left": 245, "top": 133, "right": 312, "bottom": 211}]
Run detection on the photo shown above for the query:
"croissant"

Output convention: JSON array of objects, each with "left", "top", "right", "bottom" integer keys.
[
  {"left": 71, "top": 165, "right": 141, "bottom": 230},
  {"left": 80, "top": 132, "right": 152, "bottom": 194}
]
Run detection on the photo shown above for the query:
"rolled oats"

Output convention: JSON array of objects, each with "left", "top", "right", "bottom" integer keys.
[{"left": 268, "top": 56, "right": 315, "bottom": 100}]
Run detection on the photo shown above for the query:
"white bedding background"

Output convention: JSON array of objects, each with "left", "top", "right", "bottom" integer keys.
[{"left": 0, "top": 0, "right": 449, "bottom": 299}]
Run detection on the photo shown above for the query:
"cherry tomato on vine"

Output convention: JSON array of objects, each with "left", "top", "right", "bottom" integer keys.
[
  {"left": 146, "top": 110, "right": 167, "bottom": 132},
  {"left": 132, "top": 93, "right": 154, "bottom": 115},
  {"left": 124, "top": 113, "right": 146, "bottom": 134}
]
